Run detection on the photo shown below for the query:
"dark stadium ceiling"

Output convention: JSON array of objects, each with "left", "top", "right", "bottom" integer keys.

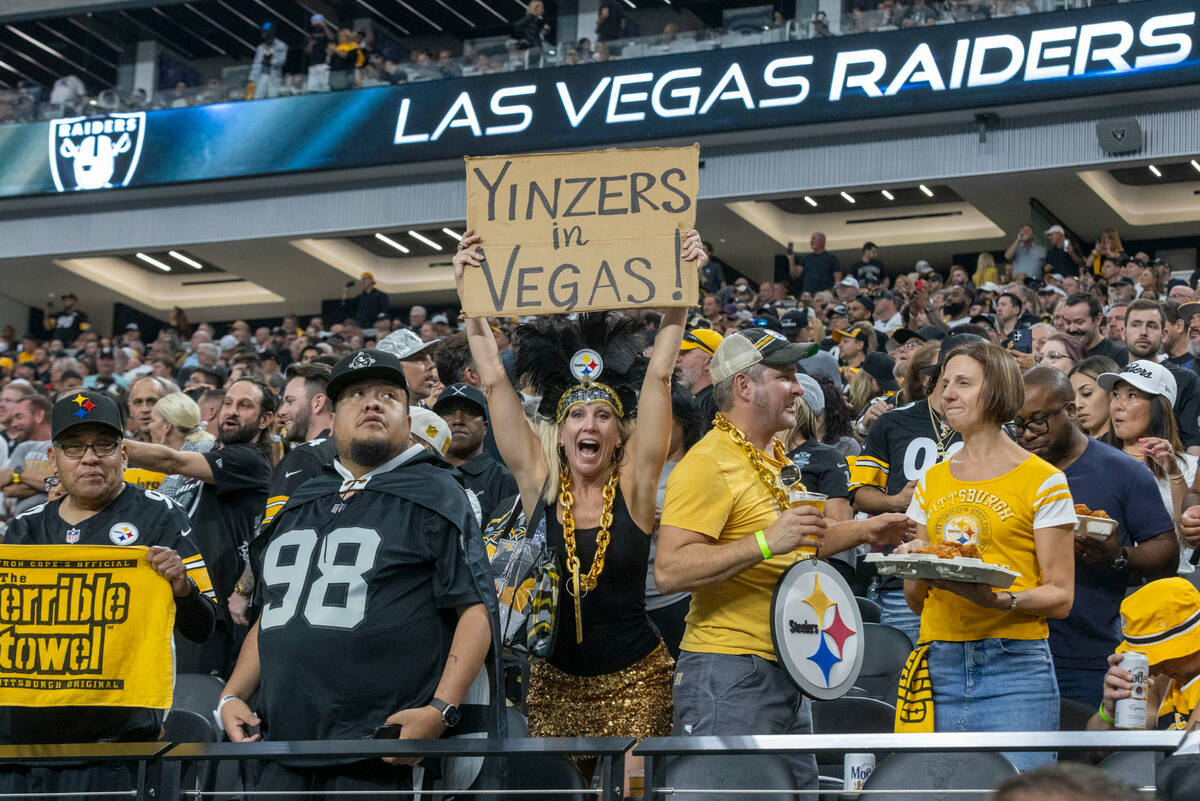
[{"left": 0, "top": 0, "right": 550, "bottom": 90}]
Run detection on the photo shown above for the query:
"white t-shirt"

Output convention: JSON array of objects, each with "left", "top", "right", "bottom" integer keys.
[{"left": 1157, "top": 453, "right": 1199, "bottom": 574}]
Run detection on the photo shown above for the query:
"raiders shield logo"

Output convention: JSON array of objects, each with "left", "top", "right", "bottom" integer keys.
[
  {"left": 350, "top": 352, "right": 376, "bottom": 369},
  {"left": 49, "top": 112, "right": 146, "bottom": 192}
]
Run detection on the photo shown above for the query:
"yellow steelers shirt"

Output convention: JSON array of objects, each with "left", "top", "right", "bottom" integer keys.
[
  {"left": 1158, "top": 675, "right": 1200, "bottom": 731},
  {"left": 661, "top": 426, "right": 795, "bottom": 661},
  {"left": 123, "top": 467, "right": 165, "bottom": 491},
  {"left": 906, "top": 454, "right": 1075, "bottom": 643}
]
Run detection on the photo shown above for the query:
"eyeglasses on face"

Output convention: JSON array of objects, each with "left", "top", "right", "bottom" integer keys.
[
  {"left": 55, "top": 440, "right": 120, "bottom": 459},
  {"left": 1009, "top": 401, "right": 1069, "bottom": 435}
]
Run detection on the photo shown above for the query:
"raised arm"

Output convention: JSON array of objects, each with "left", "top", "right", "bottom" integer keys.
[
  {"left": 453, "top": 232, "right": 547, "bottom": 516},
  {"left": 622, "top": 229, "right": 704, "bottom": 528}
]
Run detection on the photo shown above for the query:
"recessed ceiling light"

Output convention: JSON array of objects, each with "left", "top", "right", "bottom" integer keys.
[
  {"left": 881, "top": 189, "right": 894, "bottom": 201},
  {"left": 1148, "top": 164, "right": 1162, "bottom": 178},
  {"left": 919, "top": 184, "right": 934, "bottom": 197},
  {"left": 374, "top": 232, "right": 410, "bottom": 254},
  {"left": 441, "top": 228, "right": 462, "bottom": 240},
  {"left": 168, "top": 250, "right": 203, "bottom": 269},
  {"left": 409, "top": 231, "right": 442, "bottom": 251},
  {"left": 1191, "top": 159, "right": 1200, "bottom": 173},
  {"left": 136, "top": 252, "right": 172, "bottom": 272},
  {"left": 804, "top": 196, "right": 818, "bottom": 207},
  {"left": 840, "top": 191, "right": 856, "bottom": 204}
]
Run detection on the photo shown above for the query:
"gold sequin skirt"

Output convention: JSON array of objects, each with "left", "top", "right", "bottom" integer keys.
[{"left": 527, "top": 641, "right": 675, "bottom": 740}]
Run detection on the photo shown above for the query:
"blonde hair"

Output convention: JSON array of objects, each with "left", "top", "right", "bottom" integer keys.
[
  {"left": 537, "top": 414, "right": 634, "bottom": 505},
  {"left": 155, "top": 392, "right": 214, "bottom": 443},
  {"left": 808, "top": 317, "right": 826, "bottom": 343},
  {"left": 973, "top": 252, "right": 997, "bottom": 286},
  {"left": 786, "top": 395, "right": 819, "bottom": 450},
  {"left": 847, "top": 369, "right": 875, "bottom": 414}
]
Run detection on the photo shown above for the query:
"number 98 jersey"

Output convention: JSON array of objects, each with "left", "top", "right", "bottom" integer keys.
[{"left": 255, "top": 464, "right": 487, "bottom": 745}]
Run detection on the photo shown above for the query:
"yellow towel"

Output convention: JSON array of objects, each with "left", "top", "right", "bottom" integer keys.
[{"left": 894, "top": 643, "right": 934, "bottom": 733}]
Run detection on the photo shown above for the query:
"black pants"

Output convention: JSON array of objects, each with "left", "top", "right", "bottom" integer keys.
[
  {"left": 255, "top": 760, "right": 415, "bottom": 801},
  {"left": 648, "top": 596, "right": 690, "bottom": 659},
  {"left": 0, "top": 762, "right": 140, "bottom": 797}
]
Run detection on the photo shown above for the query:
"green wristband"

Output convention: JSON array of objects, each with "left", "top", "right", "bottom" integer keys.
[
  {"left": 1097, "top": 704, "right": 1115, "bottom": 725},
  {"left": 755, "top": 529, "right": 773, "bottom": 561}
]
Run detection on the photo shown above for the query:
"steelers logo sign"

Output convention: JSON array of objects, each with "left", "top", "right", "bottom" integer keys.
[
  {"left": 109, "top": 522, "right": 139, "bottom": 546},
  {"left": 771, "top": 560, "right": 864, "bottom": 700},
  {"left": 569, "top": 349, "right": 604, "bottom": 381}
]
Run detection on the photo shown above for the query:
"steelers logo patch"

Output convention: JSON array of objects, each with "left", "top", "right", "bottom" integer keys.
[
  {"left": 109, "top": 522, "right": 139, "bottom": 545},
  {"left": 936, "top": 507, "right": 990, "bottom": 549}
]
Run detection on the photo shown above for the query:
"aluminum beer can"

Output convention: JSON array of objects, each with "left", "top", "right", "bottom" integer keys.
[
  {"left": 843, "top": 753, "right": 875, "bottom": 792},
  {"left": 1115, "top": 651, "right": 1150, "bottom": 730}
]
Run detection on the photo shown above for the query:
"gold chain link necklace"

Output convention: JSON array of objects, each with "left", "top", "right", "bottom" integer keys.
[
  {"left": 559, "top": 461, "right": 620, "bottom": 644},
  {"left": 713, "top": 413, "right": 804, "bottom": 512}
]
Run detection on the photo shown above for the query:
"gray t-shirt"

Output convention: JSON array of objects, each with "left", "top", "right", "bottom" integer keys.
[
  {"left": 646, "top": 461, "right": 691, "bottom": 611},
  {"left": 1012, "top": 242, "right": 1047, "bottom": 279},
  {"left": 5, "top": 439, "right": 50, "bottom": 516}
]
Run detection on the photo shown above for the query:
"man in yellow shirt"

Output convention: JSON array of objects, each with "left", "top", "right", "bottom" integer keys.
[{"left": 656, "top": 329, "right": 912, "bottom": 791}]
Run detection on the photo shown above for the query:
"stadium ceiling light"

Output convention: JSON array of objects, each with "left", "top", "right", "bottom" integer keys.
[
  {"left": 804, "top": 196, "right": 818, "bottom": 207},
  {"left": 881, "top": 189, "right": 894, "bottom": 200},
  {"left": 442, "top": 228, "right": 463, "bottom": 240},
  {"left": 1148, "top": 164, "right": 1162, "bottom": 178},
  {"left": 409, "top": 230, "right": 443, "bottom": 250},
  {"left": 136, "top": 252, "right": 172, "bottom": 272},
  {"left": 919, "top": 184, "right": 934, "bottom": 197},
  {"left": 374, "top": 232, "right": 410, "bottom": 254},
  {"left": 840, "top": 191, "right": 856, "bottom": 204},
  {"left": 1191, "top": 159, "right": 1200, "bottom": 173},
  {"left": 622, "top": 0, "right": 636, "bottom": 7},
  {"left": 169, "top": 250, "right": 203, "bottom": 269}
]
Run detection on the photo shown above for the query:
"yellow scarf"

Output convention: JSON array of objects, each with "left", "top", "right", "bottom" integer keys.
[{"left": 894, "top": 643, "right": 934, "bottom": 733}]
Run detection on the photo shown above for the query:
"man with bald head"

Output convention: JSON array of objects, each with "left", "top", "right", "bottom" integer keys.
[{"left": 1016, "top": 366, "right": 1177, "bottom": 706}]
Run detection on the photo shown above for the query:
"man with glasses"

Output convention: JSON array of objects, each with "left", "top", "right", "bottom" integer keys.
[
  {"left": 0, "top": 391, "right": 215, "bottom": 792},
  {"left": 677, "top": 328, "right": 723, "bottom": 428},
  {"left": 1016, "top": 366, "right": 1177, "bottom": 706}
]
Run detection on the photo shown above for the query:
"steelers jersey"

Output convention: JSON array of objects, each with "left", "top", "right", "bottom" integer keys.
[
  {"left": 255, "top": 452, "right": 486, "bottom": 746},
  {"left": 849, "top": 400, "right": 964, "bottom": 497},
  {"left": 2, "top": 484, "right": 216, "bottom": 744},
  {"left": 1158, "top": 675, "right": 1200, "bottom": 731}
]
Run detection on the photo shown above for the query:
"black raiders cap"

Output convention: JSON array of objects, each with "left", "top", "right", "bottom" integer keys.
[
  {"left": 326, "top": 349, "right": 409, "bottom": 405},
  {"left": 433, "top": 382, "right": 487, "bottom": 416},
  {"left": 52, "top": 391, "right": 123, "bottom": 440}
]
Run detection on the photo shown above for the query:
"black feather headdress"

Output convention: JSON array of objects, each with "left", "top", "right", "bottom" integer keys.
[{"left": 513, "top": 312, "right": 648, "bottom": 423}]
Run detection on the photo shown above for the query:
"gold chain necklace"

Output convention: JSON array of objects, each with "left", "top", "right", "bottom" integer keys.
[
  {"left": 713, "top": 413, "right": 804, "bottom": 512},
  {"left": 926, "top": 401, "right": 955, "bottom": 459},
  {"left": 559, "top": 461, "right": 620, "bottom": 644}
]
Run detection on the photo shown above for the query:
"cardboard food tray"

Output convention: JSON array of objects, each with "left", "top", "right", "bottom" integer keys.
[
  {"left": 1075, "top": 514, "right": 1117, "bottom": 542},
  {"left": 865, "top": 552, "right": 1020, "bottom": 589}
]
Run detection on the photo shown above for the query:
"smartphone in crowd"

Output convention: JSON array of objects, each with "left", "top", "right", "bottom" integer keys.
[
  {"left": 1010, "top": 328, "right": 1033, "bottom": 354},
  {"left": 373, "top": 723, "right": 403, "bottom": 739}
]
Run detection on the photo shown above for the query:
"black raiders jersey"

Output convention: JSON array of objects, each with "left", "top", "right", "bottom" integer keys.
[
  {"left": 261, "top": 433, "right": 338, "bottom": 529},
  {"left": 2, "top": 485, "right": 216, "bottom": 744},
  {"left": 255, "top": 454, "right": 485, "bottom": 745},
  {"left": 849, "top": 399, "right": 963, "bottom": 498}
]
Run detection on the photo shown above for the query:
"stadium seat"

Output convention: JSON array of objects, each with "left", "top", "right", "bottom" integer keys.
[
  {"left": 853, "top": 623, "right": 914, "bottom": 702},
  {"left": 164, "top": 708, "right": 217, "bottom": 796},
  {"left": 1057, "top": 696, "right": 1099, "bottom": 762},
  {"left": 811, "top": 696, "right": 896, "bottom": 780},
  {"left": 502, "top": 753, "right": 587, "bottom": 801},
  {"left": 856, "top": 595, "right": 882, "bottom": 623},
  {"left": 660, "top": 754, "right": 795, "bottom": 801},
  {"left": 173, "top": 673, "right": 227, "bottom": 738},
  {"left": 1098, "top": 750, "right": 1161, "bottom": 791},
  {"left": 861, "top": 752, "right": 1018, "bottom": 800}
]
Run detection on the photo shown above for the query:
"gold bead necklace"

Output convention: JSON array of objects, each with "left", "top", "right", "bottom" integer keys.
[{"left": 559, "top": 461, "right": 620, "bottom": 644}]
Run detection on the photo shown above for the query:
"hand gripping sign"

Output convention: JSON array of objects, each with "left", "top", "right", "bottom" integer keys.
[
  {"left": 461, "top": 144, "right": 700, "bottom": 317},
  {"left": 0, "top": 544, "right": 175, "bottom": 708}
]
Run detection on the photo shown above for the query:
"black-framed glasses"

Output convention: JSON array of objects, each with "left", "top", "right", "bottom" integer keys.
[
  {"left": 682, "top": 331, "right": 716, "bottom": 354},
  {"left": 1010, "top": 402, "right": 1069, "bottom": 436},
  {"left": 55, "top": 441, "right": 120, "bottom": 459}
]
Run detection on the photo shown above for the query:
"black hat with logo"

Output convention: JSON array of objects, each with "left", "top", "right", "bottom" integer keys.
[
  {"left": 52, "top": 390, "right": 123, "bottom": 440},
  {"left": 433, "top": 383, "right": 488, "bottom": 417},
  {"left": 326, "top": 349, "right": 408, "bottom": 406}
]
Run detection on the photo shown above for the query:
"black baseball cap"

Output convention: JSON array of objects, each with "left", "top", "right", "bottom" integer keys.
[
  {"left": 750, "top": 314, "right": 784, "bottom": 334},
  {"left": 779, "top": 310, "right": 810, "bottom": 335},
  {"left": 863, "top": 351, "right": 900, "bottom": 394},
  {"left": 433, "top": 383, "right": 487, "bottom": 417},
  {"left": 921, "top": 332, "right": 987, "bottom": 377},
  {"left": 52, "top": 391, "right": 123, "bottom": 440},
  {"left": 326, "top": 349, "right": 408, "bottom": 406}
]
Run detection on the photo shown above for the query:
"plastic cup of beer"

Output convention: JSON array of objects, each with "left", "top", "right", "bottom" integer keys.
[{"left": 787, "top": 490, "right": 827, "bottom": 558}]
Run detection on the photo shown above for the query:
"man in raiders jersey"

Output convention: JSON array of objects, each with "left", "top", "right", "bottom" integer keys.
[
  {"left": 0, "top": 391, "right": 216, "bottom": 794},
  {"left": 218, "top": 350, "right": 500, "bottom": 796},
  {"left": 850, "top": 333, "right": 981, "bottom": 643}
]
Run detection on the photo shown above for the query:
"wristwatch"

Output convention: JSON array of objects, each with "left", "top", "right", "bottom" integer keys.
[
  {"left": 1110, "top": 547, "right": 1129, "bottom": 572},
  {"left": 429, "top": 697, "right": 461, "bottom": 728}
]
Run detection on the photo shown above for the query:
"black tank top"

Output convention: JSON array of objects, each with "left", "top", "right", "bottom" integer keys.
[{"left": 544, "top": 485, "right": 661, "bottom": 676}]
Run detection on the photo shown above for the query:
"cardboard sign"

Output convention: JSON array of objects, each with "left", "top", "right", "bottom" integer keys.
[
  {"left": 0, "top": 544, "right": 176, "bottom": 708},
  {"left": 462, "top": 145, "right": 699, "bottom": 317}
]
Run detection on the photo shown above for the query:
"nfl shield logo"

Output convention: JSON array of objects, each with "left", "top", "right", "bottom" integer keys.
[
  {"left": 49, "top": 112, "right": 146, "bottom": 192},
  {"left": 65, "top": 528, "right": 80, "bottom": 544}
]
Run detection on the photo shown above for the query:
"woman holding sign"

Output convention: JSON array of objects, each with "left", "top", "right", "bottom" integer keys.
[{"left": 453, "top": 228, "right": 703, "bottom": 786}]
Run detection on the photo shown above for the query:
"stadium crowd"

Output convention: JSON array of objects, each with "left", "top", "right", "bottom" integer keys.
[{"left": 2, "top": 224, "right": 1200, "bottom": 799}]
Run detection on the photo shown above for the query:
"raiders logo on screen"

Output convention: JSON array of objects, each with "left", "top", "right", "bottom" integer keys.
[{"left": 49, "top": 112, "right": 146, "bottom": 192}]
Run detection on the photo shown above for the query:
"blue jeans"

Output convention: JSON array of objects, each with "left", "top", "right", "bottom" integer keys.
[
  {"left": 672, "top": 651, "right": 817, "bottom": 791},
  {"left": 928, "top": 638, "right": 1059, "bottom": 772},
  {"left": 875, "top": 588, "right": 921, "bottom": 646}
]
